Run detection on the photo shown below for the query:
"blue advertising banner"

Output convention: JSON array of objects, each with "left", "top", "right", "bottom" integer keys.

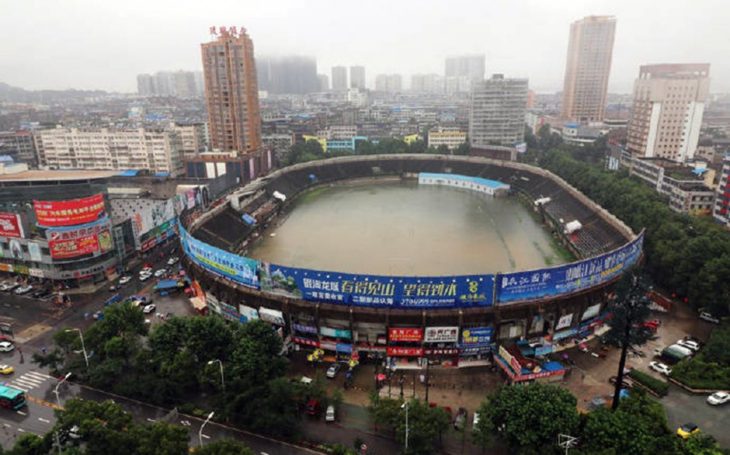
[
  {"left": 496, "top": 232, "right": 644, "bottom": 304},
  {"left": 179, "top": 223, "right": 259, "bottom": 288},
  {"left": 460, "top": 327, "right": 493, "bottom": 346},
  {"left": 259, "top": 263, "right": 494, "bottom": 309}
]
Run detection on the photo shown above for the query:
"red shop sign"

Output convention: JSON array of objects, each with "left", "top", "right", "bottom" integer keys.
[
  {"left": 292, "top": 336, "right": 320, "bottom": 348},
  {"left": 388, "top": 327, "right": 423, "bottom": 343},
  {"left": 386, "top": 346, "right": 423, "bottom": 357}
]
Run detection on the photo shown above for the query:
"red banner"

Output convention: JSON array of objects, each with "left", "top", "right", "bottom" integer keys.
[
  {"left": 292, "top": 337, "right": 320, "bottom": 348},
  {"left": 50, "top": 234, "right": 99, "bottom": 259},
  {"left": 0, "top": 212, "right": 24, "bottom": 238},
  {"left": 34, "top": 193, "right": 105, "bottom": 227},
  {"left": 388, "top": 328, "right": 423, "bottom": 343},
  {"left": 386, "top": 346, "right": 423, "bottom": 357}
]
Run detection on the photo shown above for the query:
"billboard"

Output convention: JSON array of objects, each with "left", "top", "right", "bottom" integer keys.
[
  {"left": 424, "top": 326, "right": 459, "bottom": 343},
  {"left": 0, "top": 212, "right": 24, "bottom": 238},
  {"left": 259, "top": 263, "right": 494, "bottom": 309},
  {"left": 27, "top": 242, "right": 43, "bottom": 262},
  {"left": 555, "top": 313, "right": 574, "bottom": 331},
  {"left": 133, "top": 198, "right": 176, "bottom": 238},
  {"left": 320, "top": 327, "right": 352, "bottom": 339},
  {"left": 582, "top": 303, "right": 601, "bottom": 321},
  {"left": 461, "top": 327, "right": 493, "bottom": 346},
  {"left": 180, "top": 223, "right": 259, "bottom": 288},
  {"left": 497, "top": 232, "right": 644, "bottom": 304},
  {"left": 388, "top": 328, "right": 423, "bottom": 342},
  {"left": 47, "top": 218, "right": 113, "bottom": 260},
  {"left": 34, "top": 193, "right": 106, "bottom": 227}
]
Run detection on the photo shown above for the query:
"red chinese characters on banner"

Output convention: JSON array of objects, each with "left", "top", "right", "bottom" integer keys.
[
  {"left": 386, "top": 347, "right": 423, "bottom": 357},
  {"left": 34, "top": 194, "right": 105, "bottom": 227},
  {"left": 293, "top": 337, "right": 320, "bottom": 348},
  {"left": 49, "top": 234, "right": 99, "bottom": 259},
  {"left": 0, "top": 212, "right": 24, "bottom": 238},
  {"left": 388, "top": 328, "right": 423, "bottom": 342}
]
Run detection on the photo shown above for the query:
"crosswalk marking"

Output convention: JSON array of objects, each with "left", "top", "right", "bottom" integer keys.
[{"left": 7, "top": 370, "right": 53, "bottom": 392}]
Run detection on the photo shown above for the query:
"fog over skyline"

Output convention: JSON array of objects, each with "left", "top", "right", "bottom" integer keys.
[{"left": 2, "top": 0, "right": 729, "bottom": 94}]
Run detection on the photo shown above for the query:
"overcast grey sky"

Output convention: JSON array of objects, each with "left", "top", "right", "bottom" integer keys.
[{"left": 1, "top": 0, "right": 728, "bottom": 93}]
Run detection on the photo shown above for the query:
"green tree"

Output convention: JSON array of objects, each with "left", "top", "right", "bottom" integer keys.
[
  {"left": 368, "top": 393, "right": 401, "bottom": 433},
  {"left": 602, "top": 269, "right": 654, "bottom": 410},
  {"left": 195, "top": 439, "right": 255, "bottom": 455},
  {"left": 394, "top": 400, "right": 450, "bottom": 455},
  {"left": 478, "top": 383, "right": 579, "bottom": 454},
  {"left": 130, "top": 421, "right": 189, "bottom": 455},
  {"left": 454, "top": 142, "right": 470, "bottom": 156},
  {"left": 54, "top": 399, "right": 137, "bottom": 455},
  {"left": 6, "top": 433, "right": 48, "bottom": 455},
  {"left": 284, "top": 140, "right": 325, "bottom": 165},
  {"left": 682, "top": 433, "right": 725, "bottom": 455}
]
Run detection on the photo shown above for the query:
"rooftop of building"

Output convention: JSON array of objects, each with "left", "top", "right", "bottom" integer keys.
[{"left": 0, "top": 169, "right": 119, "bottom": 182}]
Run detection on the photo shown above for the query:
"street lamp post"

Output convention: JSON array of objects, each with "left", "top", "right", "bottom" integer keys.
[
  {"left": 66, "top": 328, "right": 89, "bottom": 368},
  {"left": 199, "top": 411, "right": 215, "bottom": 448},
  {"left": 54, "top": 372, "right": 72, "bottom": 408},
  {"left": 401, "top": 401, "right": 409, "bottom": 453},
  {"left": 207, "top": 359, "right": 225, "bottom": 393}
]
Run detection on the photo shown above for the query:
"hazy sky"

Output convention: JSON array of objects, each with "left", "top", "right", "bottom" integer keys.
[{"left": 2, "top": 0, "right": 728, "bottom": 93}]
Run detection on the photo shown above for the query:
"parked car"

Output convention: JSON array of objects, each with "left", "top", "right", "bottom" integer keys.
[
  {"left": 167, "top": 256, "right": 179, "bottom": 266},
  {"left": 31, "top": 288, "right": 48, "bottom": 298},
  {"left": 472, "top": 412, "right": 481, "bottom": 431},
  {"left": 453, "top": 407, "right": 467, "bottom": 430},
  {"left": 699, "top": 312, "right": 720, "bottom": 324},
  {"left": 1, "top": 283, "right": 19, "bottom": 292},
  {"left": 326, "top": 363, "right": 342, "bottom": 379},
  {"left": 143, "top": 304, "right": 156, "bottom": 314},
  {"left": 139, "top": 272, "right": 153, "bottom": 282},
  {"left": 676, "top": 423, "right": 700, "bottom": 439},
  {"left": 305, "top": 399, "right": 320, "bottom": 416},
  {"left": 0, "top": 364, "right": 14, "bottom": 375},
  {"left": 668, "top": 343, "right": 694, "bottom": 357},
  {"left": 119, "top": 275, "right": 133, "bottom": 285},
  {"left": 706, "top": 391, "right": 730, "bottom": 406},
  {"left": 153, "top": 268, "right": 167, "bottom": 278},
  {"left": 608, "top": 376, "right": 634, "bottom": 389},
  {"left": 325, "top": 405, "right": 335, "bottom": 422},
  {"left": 0, "top": 341, "right": 14, "bottom": 352},
  {"left": 649, "top": 361, "right": 672, "bottom": 376},
  {"left": 676, "top": 339, "right": 700, "bottom": 352},
  {"left": 140, "top": 266, "right": 153, "bottom": 274},
  {"left": 14, "top": 285, "right": 33, "bottom": 295}
]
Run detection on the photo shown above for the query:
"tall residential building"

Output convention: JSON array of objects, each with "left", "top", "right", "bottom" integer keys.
[
  {"left": 350, "top": 66, "right": 366, "bottom": 89},
  {"left": 375, "top": 74, "right": 402, "bottom": 93},
  {"left": 332, "top": 66, "right": 348, "bottom": 91},
  {"left": 445, "top": 55, "right": 485, "bottom": 80},
  {"left": 136, "top": 71, "right": 203, "bottom": 98},
  {"left": 256, "top": 56, "right": 319, "bottom": 94},
  {"left": 201, "top": 26, "right": 262, "bottom": 154},
  {"left": 713, "top": 153, "right": 730, "bottom": 228},
  {"left": 561, "top": 16, "right": 616, "bottom": 123},
  {"left": 469, "top": 74, "right": 529, "bottom": 147},
  {"left": 0, "top": 131, "right": 37, "bottom": 165},
  {"left": 173, "top": 123, "right": 208, "bottom": 159},
  {"left": 317, "top": 74, "right": 329, "bottom": 91},
  {"left": 626, "top": 64, "right": 710, "bottom": 162},
  {"left": 35, "top": 127, "right": 183, "bottom": 176},
  {"left": 411, "top": 74, "right": 443, "bottom": 93}
]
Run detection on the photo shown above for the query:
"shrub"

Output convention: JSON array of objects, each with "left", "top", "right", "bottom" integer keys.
[{"left": 628, "top": 369, "right": 669, "bottom": 397}]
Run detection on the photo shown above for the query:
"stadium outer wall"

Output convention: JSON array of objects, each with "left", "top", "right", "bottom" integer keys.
[{"left": 180, "top": 154, "right": 641, "bottom": 368}]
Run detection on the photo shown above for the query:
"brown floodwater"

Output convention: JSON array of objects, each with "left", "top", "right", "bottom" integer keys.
[{"left": 247, "top": 179, "right": 567, "bottom": 276}]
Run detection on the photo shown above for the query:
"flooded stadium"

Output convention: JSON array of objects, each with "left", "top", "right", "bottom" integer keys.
[{"left": 247, "top": 179, "right": 569, "bottom": 275}]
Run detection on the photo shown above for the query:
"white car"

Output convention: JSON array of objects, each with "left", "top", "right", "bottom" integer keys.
[
  {"left": 167, "top": 256, "right": 179, "bottom": 266},
  {"left": 0, "top": 341, "right": 14, "bottom": 352},
  {"left": 143, "top": 304, "right": 156, "bottom": 314},
  {"left": 707, "top": 391, "right": 730, "bottom": 406},
  {"left": 325, "top": 405, "right": 335, "bottom": 422},
  {"left": 676, "top": 339, "right": 700, "bottom": 352},
  {"left": 2, "top": 283, "right": 19, "bottom": 292},
  {"left": 139, "top": 272, "right": 153, "bottom": 282},
  {"left": 649, "top": 361, "right": 672, "bottom": 375},
  {"left": 119, "top": 275, "right": 133, "bottom": 285},
  {"left": 326, "top": 363, "right": 342, "bottom": 379},
  {"left": 153, "top": 268, "right": 167, "bottom": 278},
  {"left": 699, "top": 312, "right": 720, "bottom": 324},
  {"left": 140, "top": 266, "right": 153, "bottom": 274},
  {"left": 473, "top": 412, "right": 481, "bottom": 431},
  {"left": 14, "top": 285, "right": 33, "bottom": 295}
]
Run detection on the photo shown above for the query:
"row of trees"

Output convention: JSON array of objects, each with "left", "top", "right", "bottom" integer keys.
[
  {"left": 540, "top": 149, "right": 730, "bottom": 317},
  {"left": 2, "top": 398, "right": 254, "bottom": 455},
  {"left": 281, "top": 138, "right": 470, "bottom": 166},
  {"left": 472, "top": 383, "right": 724, "bottom": 455},
  {"left": 34, "top": 304, "right": 335, "bottom": 440},
  {"left": 671, "top": 323, "right": 730, "bottom": 389}
]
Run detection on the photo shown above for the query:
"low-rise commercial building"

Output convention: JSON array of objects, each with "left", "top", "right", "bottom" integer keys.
[{"left": 427, "top": 129, "right": 467, "bottom": 150}]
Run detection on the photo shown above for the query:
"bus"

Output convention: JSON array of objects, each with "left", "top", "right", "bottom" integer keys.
[{"left": 0, "top": 384, "right": 26, "bottom": 410}]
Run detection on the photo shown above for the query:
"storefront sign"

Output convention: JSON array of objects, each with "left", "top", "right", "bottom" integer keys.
[
  {"left": 47, "top": 218, "right": 113, "bottom": 260},
  {"left": 424, "top": 347, "right": 459, "bottom": 356},
  {"left": 320, "top": 341, "right": 337, "bottom": 351},
  {"left": 0, "top": 212, "right": 24, "bottom": 238},
  {"left": 582, "top": 303, "right": 601, "bottom": 321},
  {"left": 293, "top": 336, "right": 320, "bottom": 348},
  {"left": 27, "top": 242, "right": 42, "bottom": 262},
  {"left": 336, "top": 343, "right": 353, "bottom": 354},
  {"left": 0, "top": 263, "right": 13, "bottom": 273},
  {"left": 258, "top": 307, "right": 285, "bottom": 326},
  {"left": 34, "top": 193, "right": 106, "bottom": 227},
  {"left": 424, "top": 326, "right": 459, "bottom": 343},
  {"left": 498, "top": 345, "right": 522, "bottom": 373},
  {"left": 552, "top": 327, "right": 578, "bottom": 341},
  {"left": 239, "top": 304, "right": 259, "bottom": 322},
  {"left": 386, "top": 346, "right": 423, "bottom": 357},
  {"left": 293, "top": 323, "right": 318, "bottom": 335},
  {"left": 555, "top": 313, "right": 574, "bottom": 331},
  {"left": 320, "top": 326, "right": 352, "bottom": 339},
  {"left": 461, "top": 327, "right": 493, "bottom": 346},
  {"left": 388, "top": 328, "right": 423, "bottom": 343}
]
